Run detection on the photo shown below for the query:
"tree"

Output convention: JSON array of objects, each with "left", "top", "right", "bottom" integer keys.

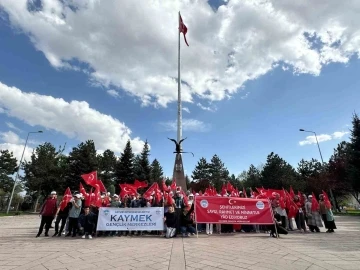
[
  {"left": 115, "top": 140, "right": 135, "bottom": 190},
  {"left": 208, "top": 154, "right": 229, "bottom": 191},
  {"left": 65, "top": 140, "right": 98, "bottom": 192},
  {"left": 242, "top": 164, "right": 262, "bottom": 188},
  {"left": 22, "top": 142, "right": 64, "bottom": 211},
  {"left": 0, "top": 150, "right": 18, "bottom": 194},
  {"left": 191, "top": 157, "right": 211, "bottom": 180},
  {"left": 260, "top": 152, "right": 300, "bottom": 190},
  {"left": 133, "top": 140, "right": 151, "bottom": 181},
  {"left": 185, "top": 174, "right": 191, "bottom": 188},
  {"left": 297, "top": 158, "right": 323, "bottom": 194},
  {"left": 150, "top": 159, "right": 163, "bottom": 184},
  {"left": 347, "top": 113, "right": 360, "bottom": 203},
  {"left": 97, "top": 149, "right": 117, "bottom": 189}
]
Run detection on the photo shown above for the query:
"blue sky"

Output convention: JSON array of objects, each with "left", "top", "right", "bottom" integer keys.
[{"left": 0, "top": 0, "right": 359, "bottom": 178}]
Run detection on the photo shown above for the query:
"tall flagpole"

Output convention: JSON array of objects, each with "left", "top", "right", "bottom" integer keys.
[{"left": 177, "top": 11, "right": 182, "bottom": 145}]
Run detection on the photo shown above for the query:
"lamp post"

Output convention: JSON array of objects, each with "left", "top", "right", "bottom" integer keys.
[
  {"left": 299, "top": 129, "right": 335, "bottom": 207},
  {"left": 6, "top": 131, "right": 43, "bottom": 214}
]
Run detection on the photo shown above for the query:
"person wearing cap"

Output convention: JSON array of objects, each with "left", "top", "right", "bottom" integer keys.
[
  {"left": 66, "top": 193, "right": 82, "bottom": 237},
  {"left": 36, "top": 191, "right": 58, "bottom": 237}
]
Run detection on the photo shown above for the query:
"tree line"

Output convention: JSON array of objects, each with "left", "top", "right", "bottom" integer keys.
[
  {"left": 190, "top": 113, "right": 360, "bottom": 211},
  {"left": 0, "top": 140, "right": 168, "bottom": 211},
  {"left": 0, "top": 113, "right": 359, "bottom": 211}
]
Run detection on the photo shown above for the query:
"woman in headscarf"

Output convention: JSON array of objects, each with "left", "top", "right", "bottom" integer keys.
[
  {"left": 319, "top": 194, "right": 336, "bottom": 233},
  {"left": 305, "top": 195, "right": 323, "bottom": 232},
  {"left": 294, "top": 195, "right": 307, "bottom": 232}
]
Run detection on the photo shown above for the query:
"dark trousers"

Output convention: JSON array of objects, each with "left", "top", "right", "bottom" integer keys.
[
  {"left": 37, "top": 216, "right": 53, "bottom": 236},
  {"left": 55, "top": 215, "right": 67, "bottom": 234},
  {"left": 84, "top": 224, "right": 93, "bottom": 235},
  {"left": 68, "top": 217, "right": 79, "bottom": 236}
]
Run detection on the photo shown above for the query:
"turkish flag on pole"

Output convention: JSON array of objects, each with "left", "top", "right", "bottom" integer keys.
[
  {"left": 59, "top": 187, "right": 72, "bottom": 211},
  {"left": 179, "top": 13, "right": 189, "bottom": 46},
  {"left": 95, "top": 179, "right": 107, "bottom": 193},
  {"left": 119, "top": 184, "right": 137, "bottom": 198},
  {"left": 81, "top": 171, "right": 97, "bottom": 186},
  {"left": 170, "top": 178, "right": 177, "bottom": 190}
]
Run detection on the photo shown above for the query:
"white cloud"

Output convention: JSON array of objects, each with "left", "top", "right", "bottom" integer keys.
[
  {"left": 1, "top": 0, "right": 359, "bottom": 108},
  {"left": 299, "top": 130, "right": 349, "bottom": 146},
  {"left": 182, "top": 107, "right": 190, "bottom": 113},
  {"left": 0, "top": 131, "right": 33, "bottom": 162},
  {"left": 107, "top": 89, "right": 120, "bottom": 98},
  {"left": 197, "top": 103, "right": 217, "bottom": 112},
  {"left": 332, "top": 131, "right": 349, "bottom": 139},
  {"left": 240, "top": 92, "right": 250, "bottom": 100},
  {"left": 0, "top": 142, "right": 33, "bottom": 164},
  {"left": 0, "top": 131, "right": 24, "bottom": 145},
  {"left": 5, "top": 122, "right": 22, "bottom": 132},
  {"left": 0, "top": 81, "right": 145, "bottom": 154},
  {"left": 159, "top": 119, "right": 210, "bottom": 132}
]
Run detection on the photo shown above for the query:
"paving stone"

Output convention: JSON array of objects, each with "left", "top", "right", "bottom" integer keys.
[{"left": 0, "top": 215, "right": 360, "bottom": 269}]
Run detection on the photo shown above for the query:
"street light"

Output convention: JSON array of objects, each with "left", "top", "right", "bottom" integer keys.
[
  {"left": 299, "top": 128, "right": 335, "bottom": 207},
  {"left": 6, "top": 131, "right": 43, "bottom": 214}
]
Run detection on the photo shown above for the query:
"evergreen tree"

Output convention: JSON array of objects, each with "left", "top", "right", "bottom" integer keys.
[
  {"left": 185, "top": 174, "right": 191, "bottom": 188},
  {"left": 23, "top": 142, "right": 64, "bottom": 210},
  {"left": 347, "top": 113, "right": 360, "bottom": 202},
  {"left": 229, "top": 174, "right": 240, "bottom": 189},
  {"left": 260, "top": 152, "right": 300, "bottom": 190},
  {"left": 97, "top": 149, "right": 117, "bottom": 189},
  {"left": 243, "top": 164, "right": 262, "bottom": 188},
  {"left": 0, "top": 150, "right": 18, "bottom": 194},
  {"left": 115, "top": 140, "right": 135, "bottom": 189},
  {"left": 208, "top": 154, "right": 229, "bottom": 191},
  {"left": 150, "top": 158, "right": 163, "bottom": 184},
  {"left": 133, "top": 140, "right": 151, "bottom": 181},
  {"left": 297, "top": 158, "right": 324, "bottom": 194},
  {"left": 191, "top": 157, "right": 211, "bottom": 180},
  {"left": 65, "top": 140, "right": 98, "bottom": 191}
]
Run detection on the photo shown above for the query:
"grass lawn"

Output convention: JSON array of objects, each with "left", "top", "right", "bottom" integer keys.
[{"left": 0, "top": 211, "right": 23, "bottom": 217}]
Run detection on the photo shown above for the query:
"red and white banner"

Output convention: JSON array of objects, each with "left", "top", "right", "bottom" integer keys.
[{"left": 195, "top": 196, "right": 274, "bottom": 224}]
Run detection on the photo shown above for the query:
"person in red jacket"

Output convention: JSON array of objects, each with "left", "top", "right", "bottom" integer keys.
[{"left": 36, "top": 191, "right": 58, "bottom": 237}]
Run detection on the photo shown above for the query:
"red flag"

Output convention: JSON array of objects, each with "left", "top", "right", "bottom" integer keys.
[
  {"left": 289, "top": 186, "right": 295, "bottom": 199},
  {"left": 59, "top": 187, "right": 72, "bottom": 210},
  {"left": 119, "top": 184, "right": 137, "bottom": 198},
  {"left": 81, "top": 171, "right": 97, "bottom": 186},
  {"left": 311, "top": 192, "right": 319, "bottom": 212},
  {"left": 243, "top": 187, "right": 247, "bottom": 198},
  {"left": 322, "top": 190, "right": 332, "bottom": 209},
  {"left": 170, "top": 178, "right": 176, "bottom": 190},
  {"left": 95, "top": 179, "right": 107, "bottom": 193},
  {"left": 179, "top": 13, "right": 189, "bottom": 46},
  {"left": 134, "top": 179, "right": 148, "bottom": 189},
  {"left": 93, "top": 184, "right": 102, "bottom": 208},
  {"left": 226, "top": 182, "right": 234, "bottom": 192},
  {"left": 221, "top": 183, "right": 227, "bottom": 196},
  {"left": 161, "top": 179, "right": 169, "bottom": 192},
  {"left": 143, "top": 183, "right": 159, "bottom": 199}
]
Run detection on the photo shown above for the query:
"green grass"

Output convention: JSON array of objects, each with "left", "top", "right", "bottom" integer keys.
[
  {"left": 334, "top": 210, "right": 360, "bottom": 216},
  {"left": 0, "top": 211, "right": 23, "bottom": 217}
]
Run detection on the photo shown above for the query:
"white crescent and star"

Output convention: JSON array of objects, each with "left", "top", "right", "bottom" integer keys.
[
  {"left": 228, "top": 199, "right": 237, "bottom": 205},
  {"left": 88, "top": 173, "right": 95, "bottom": 181}
]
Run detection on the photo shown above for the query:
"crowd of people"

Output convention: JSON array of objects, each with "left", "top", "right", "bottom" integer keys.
[{"left": 35, "top": 188, "right": 336, "bottom": 239}]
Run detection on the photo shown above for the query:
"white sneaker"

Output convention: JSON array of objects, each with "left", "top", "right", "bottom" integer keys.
[
  {"left": 88, "top": 235, "right": 92, "bottom": 239},
  {"left": 82, "top": 235, "right": 86, "bottom": 239}
]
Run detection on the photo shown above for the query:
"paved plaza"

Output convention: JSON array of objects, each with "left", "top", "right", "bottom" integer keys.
[{"left": 0, "top": 215, "right": 359, "bottom": 270}]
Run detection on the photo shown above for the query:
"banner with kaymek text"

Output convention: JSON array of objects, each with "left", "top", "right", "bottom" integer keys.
[
  {"left": 195, "top": 197, "right": 274, "bottom": 224},
  {"left": 96, "top": 207, "right": 164, "bottom": 231}
]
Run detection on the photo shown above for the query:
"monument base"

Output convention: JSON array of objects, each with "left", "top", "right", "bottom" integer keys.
[{"left": 172, "top": 153, "right": 187, "bottom": 191}]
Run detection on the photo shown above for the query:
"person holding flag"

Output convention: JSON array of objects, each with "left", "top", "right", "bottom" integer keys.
[{"left": 319, "top": 194, "right": 336, "bottom": 233}]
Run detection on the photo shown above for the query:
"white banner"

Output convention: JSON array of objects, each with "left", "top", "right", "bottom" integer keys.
[{"left": 96, "top": 207, "right": 164, "bottom": 231}]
